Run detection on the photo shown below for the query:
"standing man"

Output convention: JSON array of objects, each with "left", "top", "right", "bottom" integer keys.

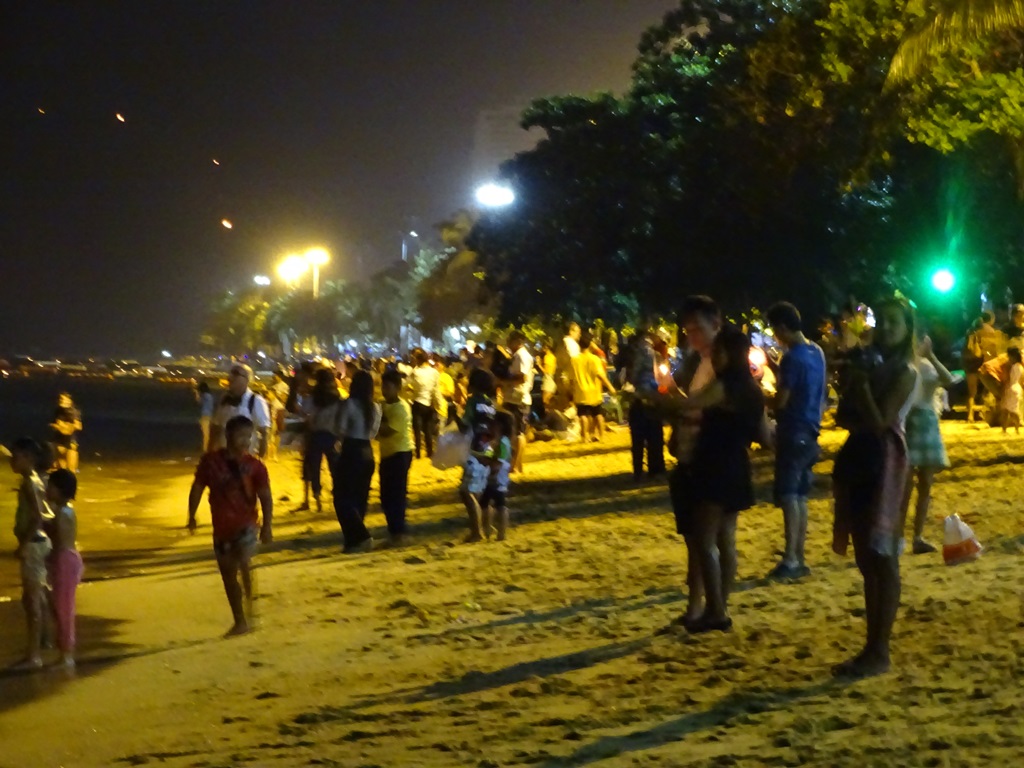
[
  {"left": 625, "top": 331, "right": 666, "bottom": 481},
  {"left": 766, "top": 301, "right": 827, "bottom": 580},
  {"left": 408, "top": 349, "right": 440, "bottom": 459},
  {"left": 963, "top": 311, "right": 1003, "bottom": 423},
  {"left": 554, "top": 321, "right": 581, "bottom": 408},
  {"left": 209, "top": 363, "right": 272, "bottom": 459},
  {"left": 572, "top": 331, "right": 617, "bottom": 442},
  {"left": 499, "top": 330, "right": 534, "bottom": 474}
]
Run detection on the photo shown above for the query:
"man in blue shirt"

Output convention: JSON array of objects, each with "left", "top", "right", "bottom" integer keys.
[{"left": 766, "top": 302, "right": 827, "bottom": 579}]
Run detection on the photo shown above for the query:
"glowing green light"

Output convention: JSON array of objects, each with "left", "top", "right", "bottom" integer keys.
[{"left": 931, "top": 269, "right": 955, "bottom": 293}]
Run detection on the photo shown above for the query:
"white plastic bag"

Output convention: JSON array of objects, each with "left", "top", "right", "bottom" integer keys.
[
  {"left": 432, "top": 423, "right": 471, "bottom": 470},
  {"left": 942, "top": 514, "right": 983, "bottom": 565}
]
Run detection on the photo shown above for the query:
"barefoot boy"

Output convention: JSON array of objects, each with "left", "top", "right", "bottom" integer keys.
[
  {"left": 8, "top": 438, "right": 53, "bottom": 669},
  {"left": 188, "top": 415, "right": 273, "bottom": 636}
]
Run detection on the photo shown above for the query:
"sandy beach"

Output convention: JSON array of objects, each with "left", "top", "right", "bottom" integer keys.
[{"left": 1, "top": 422, "right": 1023, "bottom": 767}]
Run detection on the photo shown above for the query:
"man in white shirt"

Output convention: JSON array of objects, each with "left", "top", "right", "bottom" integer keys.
[
  {"left": 554, "top": 322, "right": 581, "bottom": 406},
  {"left": 499, "top": 330, "right": 534, "bottom": 474},
  {"left": 408, "top": 349, "right": 440, "bottom": 459},
  {"left": 209, "top": 363, "right": 272, "bottom": 458}
]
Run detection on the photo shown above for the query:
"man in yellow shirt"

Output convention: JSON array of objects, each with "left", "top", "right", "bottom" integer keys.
[
  {"left": 572, "top": 332, "right": 616, "bottom": 443},
  {"left": 377, "top": 370, "right": 414, "bottom": 544},
  {"left": 434, "top": 355, "right": 456, "bottom": 426}
]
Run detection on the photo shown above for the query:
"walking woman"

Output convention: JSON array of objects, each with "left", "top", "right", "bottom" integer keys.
[
  {"left": 832, "top": 296, "right": 919, "bottom": 678},
  {"left": 305, "top": 368, "right": 344, "bottom": 513},
  {"left": 662, "top": 324, "right": 767, "bottom": 633},
  {"left": 901, "top": 335, "right": 953, "bottom": 554},
  {"left": 331, "top": 369, "right": 381, "bottom": 553}
]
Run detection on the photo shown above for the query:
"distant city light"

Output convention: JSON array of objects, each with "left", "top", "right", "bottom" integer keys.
[
  {"left": 932, "top": 268, "right": 956, "bottom": 293},
  {"left": 449, "top": 328, "right": 461, "bottom": 340},
  {"left": 257, "top": 351, "right": 266, "bottom": 359},
  {"left": 409, "top": 231, "right": 418, "bottom": 238},
  {"left": 161, "top": 350, "right": 172, "bottom": 358},
  {"left": 468, "top": 325, "right": 481, "bottom": 334},
  {"left": 253, "top": 275, "right": 271, "bottom": 286},
  {"left": 475, "top": 183, "right": 515, "bottom": 208},
  {"left": 115, "top": 113, "right": 125, "bottom": 123},
  {"left": 221, "top": 219, "right": 233, "bottom": 229}
]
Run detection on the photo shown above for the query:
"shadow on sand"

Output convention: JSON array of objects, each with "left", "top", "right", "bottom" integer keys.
[{"left": 537, "top": 679, "right": 845, "bottom": 767}]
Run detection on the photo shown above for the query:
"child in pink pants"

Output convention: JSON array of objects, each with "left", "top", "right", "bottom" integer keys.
[{"left": 45, "top": 469, "right": 84, "bottom": 669}]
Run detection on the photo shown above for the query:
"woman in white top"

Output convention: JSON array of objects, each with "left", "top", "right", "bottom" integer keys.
[
  {"left": 330, "top": 369, "right": 382, "bottom": 553},
  {"left": 832, "top": 297, "right": 920, "bottom": 679},
  {"left": 900, "top": 336, "right": 953, "bottom": 555}
]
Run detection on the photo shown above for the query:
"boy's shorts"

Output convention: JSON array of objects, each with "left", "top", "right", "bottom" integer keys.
[
  {"left": 20, "top": 536, "right": 52, "bottom": 589},
  {"left": 480, "top": 486, "right": 507, "bottom": 509},
  {"left": 214, "top": 526, "right": 260, "bottom": 562},
  {"left": 774, "top": 428, "right": 820, "bottom": 502},
  {"left": 461, "top": 456, "right": 490, "bottom": 496}
]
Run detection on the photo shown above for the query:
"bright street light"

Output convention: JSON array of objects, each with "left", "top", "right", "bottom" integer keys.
[
  {"left": 304, "top": 247, "right": 330, "bottom": 299},
  {"left": 253, "top": 275, "right": 271, "bottom": 286},
  {"left": 475, "top": 183, "right": 515, "bottom": 208},
  {"left": 277, "top": 254, "right": 309, "bottom": 287},
  {"left": 931, "top": 268, "right": 956, "bottom": 293}
]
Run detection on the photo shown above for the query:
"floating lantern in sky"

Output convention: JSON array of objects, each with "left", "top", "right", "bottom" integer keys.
[
  {"left": 37, "top": 107, "right": 45, "bottom": 115},
  {"left": 115, "top": 113, "right": 125, "bottom": 122},
  {"left": 212, "top": 158, "right": 220, "bottom": 166},
  {"left": 221, "top": 219, "right": 233, "bottom": 229}
]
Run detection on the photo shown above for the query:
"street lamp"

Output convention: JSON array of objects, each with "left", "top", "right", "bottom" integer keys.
[
  {"left": 305, "top": 247, "right": 330, "bottom": 299},
  {"left": 401, "top": 231, "right": 418, "bottom": 262},
  {"left": 277, "top": 254, "right": 308, "bottom": 288},
  {"left": 931, "top": 268, "right": 956, "bottom": 293},
  {"left": 475, "top": 183, "right": 515, "bottom": 208}
]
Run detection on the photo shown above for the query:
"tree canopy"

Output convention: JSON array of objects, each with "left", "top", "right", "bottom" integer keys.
[{"left": 471, "top": 0, "right": 1024, "bottom": 326}]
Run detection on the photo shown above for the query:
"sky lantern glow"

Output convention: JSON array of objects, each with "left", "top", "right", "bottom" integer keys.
[
  {"left": 221, "top": 219, "right": 233, "bottom": 229},
  {"left": 115, "top": 113, "right": 125, "bottom": 122}
]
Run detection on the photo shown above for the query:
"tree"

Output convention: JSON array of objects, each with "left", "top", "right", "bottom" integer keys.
[
  {"left": 889, "top": 0, "right": 1024, "bottom": 82},
  {"left": 203, "top": 288, "right": 270, "bottom": 355},
  {"left": 417, "top": 210, "right": 497, "bottom": 338},
  {"left": 468, "top": 0, "right": 1024, "bottom": 324}
]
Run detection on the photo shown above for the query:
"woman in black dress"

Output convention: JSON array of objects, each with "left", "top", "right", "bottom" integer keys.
[{"left": 671, "top": 324, "right": 768, "bottom": 633}]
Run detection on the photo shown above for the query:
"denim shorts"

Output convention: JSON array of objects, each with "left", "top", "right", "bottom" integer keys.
[{"left": 774, "top": 428, "right": 820, "bottom": 502}]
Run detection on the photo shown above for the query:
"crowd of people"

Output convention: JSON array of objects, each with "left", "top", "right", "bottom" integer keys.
[{"left": 7, "top": 292, "right": 1006, "bottom": 680}]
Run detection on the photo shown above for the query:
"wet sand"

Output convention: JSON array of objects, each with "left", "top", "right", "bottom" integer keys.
[{"left": 0, "top": 423, "right": 1022, "bottom": 767}]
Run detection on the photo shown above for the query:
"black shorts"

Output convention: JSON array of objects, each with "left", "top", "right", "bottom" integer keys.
[
  {"left": 505, "top": 405, "right": 530, "bottom": 435},
  {"left": 576, "top": 403, "right": 603, "bottom": 418},
  {"left": 480, "top": 486, "right": 507, "bottom": 509}
]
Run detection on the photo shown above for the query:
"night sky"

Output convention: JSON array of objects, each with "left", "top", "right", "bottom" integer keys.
[{"left": 1, "top": 0, "right": 673, "bottom": 358}]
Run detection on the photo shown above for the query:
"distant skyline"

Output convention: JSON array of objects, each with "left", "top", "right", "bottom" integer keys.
[{"left": 1, "top": 0, "right": 674, "bottom": 357}]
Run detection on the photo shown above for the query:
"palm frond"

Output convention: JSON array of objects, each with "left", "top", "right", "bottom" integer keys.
[{"left": 888, "top": 0, "right": 1024, "bottom": 84}]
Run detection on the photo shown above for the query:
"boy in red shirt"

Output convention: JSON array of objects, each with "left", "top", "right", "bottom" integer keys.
[{"left": 188, "top": 415, "right": 273, "bottom": 636}]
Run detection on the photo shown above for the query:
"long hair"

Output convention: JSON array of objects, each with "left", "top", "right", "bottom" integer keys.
[
  {"left": 348, "top": 369, "right": 375, "bottom": 426},
  {"left": 311, "top": 367, "right": 340, "bottom": 408},
  {"left": 875, "top": 296, "right": 916, "bottom": 363},
  {"left": 714, "top": 323, "right": 753, "bottom": 378}
]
